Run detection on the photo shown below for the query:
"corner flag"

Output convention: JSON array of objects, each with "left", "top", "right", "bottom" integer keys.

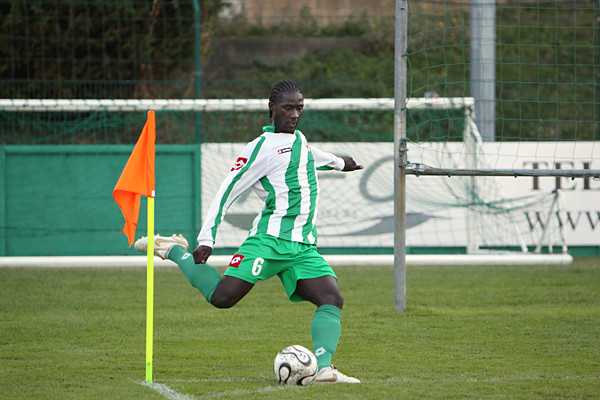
[
  {"left": 112, "top": 110, "right": 156, "bottom": 383},
  {"left": 113, "top": 110, "right": 156, "bottom": 245}
]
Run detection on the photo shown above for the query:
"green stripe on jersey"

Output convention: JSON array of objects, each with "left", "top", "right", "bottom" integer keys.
[
  {"left": 302, "top": 148, "right": 319, "bottom": 243},
  {"left": 279, "top": 132, "right": 303, "bottom": 241},
  {"left": 211, "top": 136, "right": 266, "bottom": 240},
  {"left": 255, "top": 176, "right": 276, "bottom": 233}
]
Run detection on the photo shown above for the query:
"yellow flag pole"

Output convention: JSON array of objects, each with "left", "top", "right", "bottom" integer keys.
[{"left": 145, "top": 195, "right": 155, "bottom": 383}]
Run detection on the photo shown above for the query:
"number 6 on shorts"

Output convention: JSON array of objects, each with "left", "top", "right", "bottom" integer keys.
[{"left": 252, "top": 257, "right": 264, "bottom": 276}]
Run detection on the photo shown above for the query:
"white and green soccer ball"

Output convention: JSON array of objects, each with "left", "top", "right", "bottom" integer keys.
[{"left": 273, "top": 345, "right": 318, "bottom": 386}]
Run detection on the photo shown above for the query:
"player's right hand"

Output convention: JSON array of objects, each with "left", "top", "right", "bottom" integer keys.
[
  {"left": 341, "top": 156, "right": 364, "bottom": 172},
  {"left": 193, "top": 245, "right": 213, "bottom": 264}
]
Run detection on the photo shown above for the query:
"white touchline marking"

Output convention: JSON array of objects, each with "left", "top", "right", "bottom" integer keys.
[
  {"left": 140, "top": 381, "right": 196, "bottom": 400},
  {"left": 140, "top": 378, "right": 290, "bottom": 399}
]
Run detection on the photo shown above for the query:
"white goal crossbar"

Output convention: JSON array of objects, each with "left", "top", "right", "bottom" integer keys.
[{"left": 0, "top": 97, "right": 474, "bottom": 112}]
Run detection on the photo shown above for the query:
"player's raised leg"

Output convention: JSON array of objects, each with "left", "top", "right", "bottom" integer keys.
[{"left": 134, "top": 234, "right": 221, "bottom": 303}]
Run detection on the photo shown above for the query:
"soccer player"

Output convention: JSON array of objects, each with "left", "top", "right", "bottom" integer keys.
[{"left": 135, "top": 80, "right": 363, "bottom": 383}]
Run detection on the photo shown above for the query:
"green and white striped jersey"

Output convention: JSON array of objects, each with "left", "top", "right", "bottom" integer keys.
[{"left": 197, "top": 126, "right": 345, "bottom": 247}]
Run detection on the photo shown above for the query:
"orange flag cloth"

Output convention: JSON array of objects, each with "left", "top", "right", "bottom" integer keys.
[{"left": 113, "top": 111, "right": 156, "bottom": 245}]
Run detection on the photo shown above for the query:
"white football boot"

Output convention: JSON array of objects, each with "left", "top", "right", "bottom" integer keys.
[
  {"left": 313, "top": 365, "right": 360, "bottom": 384},
  {"left": 134, "top": 234, "right": 189, "bottom": 260}
]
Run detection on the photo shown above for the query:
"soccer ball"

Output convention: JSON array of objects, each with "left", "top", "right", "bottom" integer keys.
[{"left": 273, "top": 345, "right": 318, "bottom": 386}]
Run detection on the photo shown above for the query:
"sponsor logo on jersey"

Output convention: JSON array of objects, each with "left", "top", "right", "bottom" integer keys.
[
  {"left": 229, "top": 254, "right": 244, "bottom": 267},
  {"left": 277, "top": 147, "right": 292, "bottom": 154},
  {"left": 231, "top": 157, "right": 248, "bottom": 171}
]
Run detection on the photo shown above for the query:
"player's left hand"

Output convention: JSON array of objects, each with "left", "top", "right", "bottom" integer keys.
[
  {"left": 341, "top": 156, "right": 364, "bottom": 172},
  {"left": 193, "top": 245, "right": 213, "bottom": 264}
]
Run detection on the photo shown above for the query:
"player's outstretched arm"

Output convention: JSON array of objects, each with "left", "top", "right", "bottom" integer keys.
[
  {"left": 193, "top": 245, "right": 213, "bottom": 264},
  {"left": 341, "top": 156, "right": 364, "bottom": 172}
]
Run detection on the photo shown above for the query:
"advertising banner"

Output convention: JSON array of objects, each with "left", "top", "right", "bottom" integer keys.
[{"left": 202, "top": 141, "right": 600, "bottom": 249}]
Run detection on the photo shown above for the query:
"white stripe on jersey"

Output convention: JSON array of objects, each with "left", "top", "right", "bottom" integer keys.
[{"left": 291, "top": 138, "right": 313, "bottom": 242}]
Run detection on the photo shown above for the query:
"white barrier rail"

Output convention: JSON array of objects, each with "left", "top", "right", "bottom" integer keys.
[{"left": 0, "top": 253, "right": 573, "bottom": 268}]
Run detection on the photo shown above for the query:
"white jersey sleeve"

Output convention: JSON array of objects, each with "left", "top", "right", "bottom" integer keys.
[
  {"left": 310, "top": 145, "right": 345, "bottom": 171},
  {"left": 197, "top": 136, "right": 270, "bottom": 247}
]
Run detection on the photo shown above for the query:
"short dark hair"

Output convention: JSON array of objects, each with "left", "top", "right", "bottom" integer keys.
[{"left": 268, "top": 80, "right": 303, "bottom": 117}]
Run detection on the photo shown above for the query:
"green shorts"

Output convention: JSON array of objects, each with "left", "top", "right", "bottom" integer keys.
[{"left": 223, "top": 233, "right": 336, "bottom": 302}]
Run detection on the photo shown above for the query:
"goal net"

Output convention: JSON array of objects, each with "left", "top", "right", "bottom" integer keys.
[
  {"left": 403, "top": 99, "right": 571, "bottom": 257},
  {"left": 0, "top": 97, "right": 580, "bottom": 264}
]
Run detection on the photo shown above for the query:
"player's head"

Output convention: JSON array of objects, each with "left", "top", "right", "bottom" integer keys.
[{"left": 269, "top": 80, "right": 304, "bottom": 133}]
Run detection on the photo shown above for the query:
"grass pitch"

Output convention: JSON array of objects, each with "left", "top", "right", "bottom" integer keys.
[{"left": 1, "top": 258, "right": 599, "bottom": 399}]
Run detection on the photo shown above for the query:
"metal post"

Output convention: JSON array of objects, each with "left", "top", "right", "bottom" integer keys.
[
  {"left": 464, "top": 108, "right": 479, "bottom": 253},
  {"left": 470, "top": 0, "right": 496, "bottom": 142},
  {"left": 394, "top": 0, "right": 408, "bottom": 312},
  {"left": 192, "top": 0, "right": 203, "bottom": 234},
  {"left": 193, "top": 0, "right": 202, "bottom": 143},
  {"left": 597, "top": 0, "right": 600, "bottom": 139}
]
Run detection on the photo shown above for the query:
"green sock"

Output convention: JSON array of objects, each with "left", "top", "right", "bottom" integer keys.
[
  {"left": 168, "top": 246, "right": 221, "bottom": 303},
  {"left": 311, "top": 304, "right": 342, "bottom": 370}
]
